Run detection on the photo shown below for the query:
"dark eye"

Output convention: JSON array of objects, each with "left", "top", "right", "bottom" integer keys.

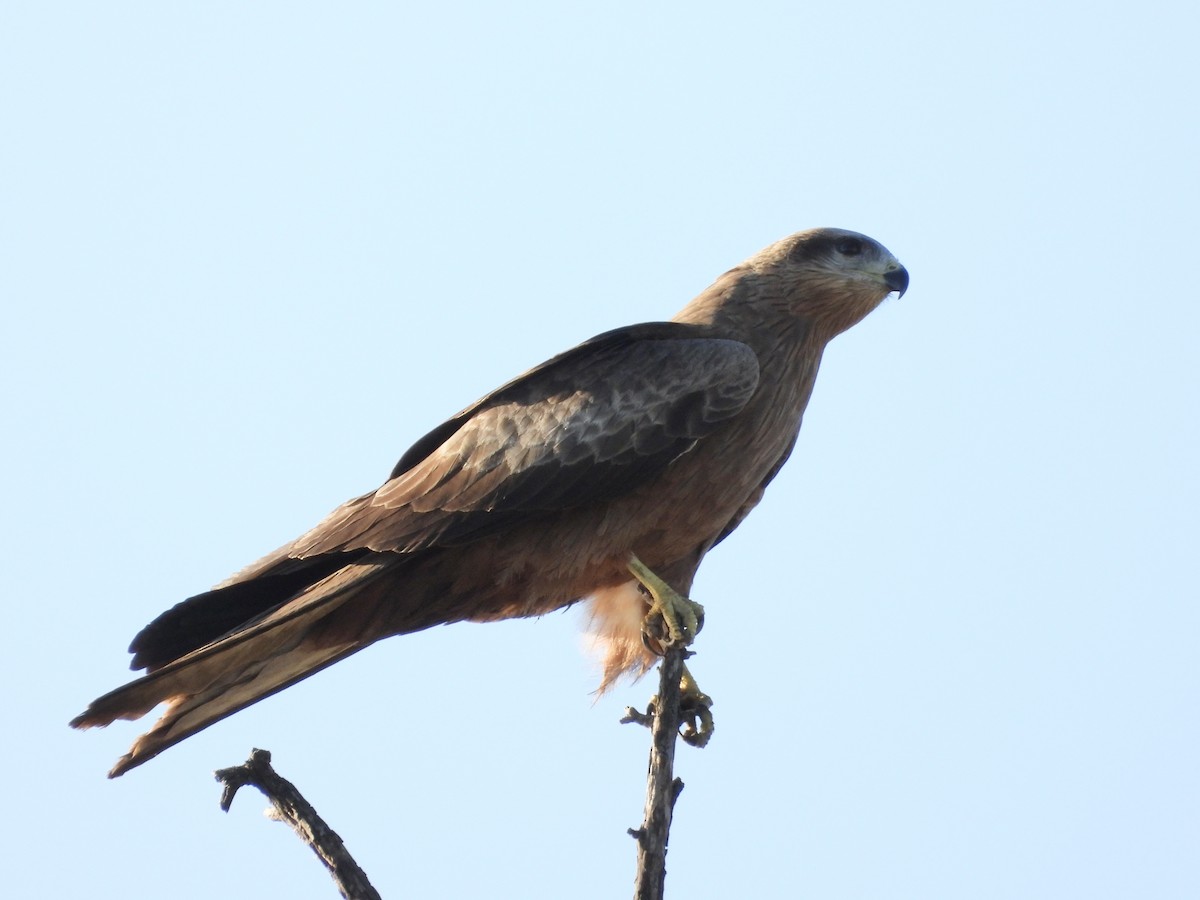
[{"left": 836, "top": 237, "right": 864, "bottom": 257}]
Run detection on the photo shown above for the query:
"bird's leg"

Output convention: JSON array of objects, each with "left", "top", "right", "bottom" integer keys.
[
  {"left": 627, "top": 554, "right": 713, "bottom": 747},
  {"left": 627, "top": 554, "right": 705, "bottom": 649}
]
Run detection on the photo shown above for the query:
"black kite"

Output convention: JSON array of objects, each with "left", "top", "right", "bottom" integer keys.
[{"left": 72, "top": 227, "right": 908, "bottom": 776}]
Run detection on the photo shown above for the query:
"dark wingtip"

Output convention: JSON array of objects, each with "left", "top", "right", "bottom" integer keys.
[{"left": 68, "top": 708, "right": 98, "bottom": 730}]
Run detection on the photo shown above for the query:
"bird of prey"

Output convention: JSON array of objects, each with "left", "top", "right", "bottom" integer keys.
[{"left": 72, "top": 227, "right": 908, "bottom": 777}]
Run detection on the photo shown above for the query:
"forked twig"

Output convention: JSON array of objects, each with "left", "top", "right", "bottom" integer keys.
[{"left": 215, "top": 749, "right": 382, "bottom": 900}]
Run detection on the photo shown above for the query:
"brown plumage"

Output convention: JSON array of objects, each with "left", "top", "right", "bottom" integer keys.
[{"left": 71, "top": 227, "right": 908, "bottom": 777}]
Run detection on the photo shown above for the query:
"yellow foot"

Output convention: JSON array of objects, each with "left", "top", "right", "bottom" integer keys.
[
  {"left": 627, "top": 554, "right": 706, "bottom": 650},
  {"left": 619, "top": 663, "right": 715, "bottom": 748},
  {"left": 678, "top": 663, "right": 714, "bottom": 748}
]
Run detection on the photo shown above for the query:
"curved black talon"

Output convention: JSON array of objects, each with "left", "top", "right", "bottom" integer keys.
[
  {"left": 679, "top": 691, "right": 714, "bottom": 748},
  {"left": 640, "top": 612, "right": 669, "bottom": 653}
]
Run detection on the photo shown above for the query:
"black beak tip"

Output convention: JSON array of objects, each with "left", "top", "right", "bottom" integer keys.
[{"left": 884, "top": 266, "right": 909, "bottom": 298}]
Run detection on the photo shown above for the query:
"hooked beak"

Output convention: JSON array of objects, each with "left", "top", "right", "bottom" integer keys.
[{"left": 883, "top": 265, "right": 909, "bottom": 298}]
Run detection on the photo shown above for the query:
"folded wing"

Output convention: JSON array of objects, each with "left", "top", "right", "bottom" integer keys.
[{"left": 290, "top": 322, "right": 761, "bottom": 555}]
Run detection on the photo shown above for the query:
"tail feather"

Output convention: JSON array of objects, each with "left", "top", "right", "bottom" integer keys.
[
  {"left": 71, "top": 560, "right": 393, "bottom": 777},
  {"left": 128, "top": 552, "right": 364, "bottom": 671}
]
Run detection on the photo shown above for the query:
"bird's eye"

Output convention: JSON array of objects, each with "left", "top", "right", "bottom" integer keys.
[{"left": 836, "top": 237, "right": 864, "bottom": 257}]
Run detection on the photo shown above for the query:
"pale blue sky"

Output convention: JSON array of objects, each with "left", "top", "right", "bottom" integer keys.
[{"left": 3, "top": 3, "right": 1197, "bottom": 898}]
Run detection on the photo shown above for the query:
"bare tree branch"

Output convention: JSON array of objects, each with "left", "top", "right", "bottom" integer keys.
[
  {"left": 623, "top": 642, "right": 712, "bottom": 900},
  {"left": 215, "top": 749, "right": 382, "bottom": 900}
]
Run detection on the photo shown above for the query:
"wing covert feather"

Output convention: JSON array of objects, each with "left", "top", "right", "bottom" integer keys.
[{"left": 294, "top": 324, "right": 759, "bottom": 555}]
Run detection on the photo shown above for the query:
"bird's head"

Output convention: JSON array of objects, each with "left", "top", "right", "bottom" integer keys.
[
  {"left": 674, "top": 227, "right": 907, "bottom": 341},
  {"left": 752, "top": 227, "right": 908, "bottom": 337}
]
